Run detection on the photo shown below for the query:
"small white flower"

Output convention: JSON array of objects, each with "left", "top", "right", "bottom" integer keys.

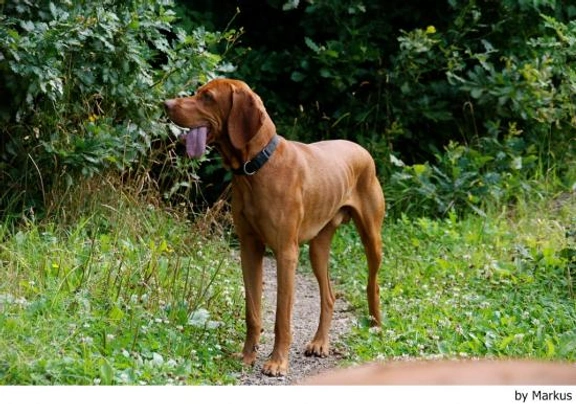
[
  {"left": 150, "top": 352, "right": 164, "bottom": 366},
  {"left": 167, "top": 359, "right": 177, "bottom": 367},
  {"left": 188, "top": 308, "right": 210, "bottom": 327},
  {"left": 207, "top": 320, "right": 223, "bottom": 329},
  {"left": 119, "top": 372, "right": 130, "bottom": 383},
  {"left": 81, "top": 336, "right": 93, "bottom": 345}
]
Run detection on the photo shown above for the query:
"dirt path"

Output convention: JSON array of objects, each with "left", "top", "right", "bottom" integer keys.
[{"left": 238, "top": 256, "right": 353, "bottom": 385}]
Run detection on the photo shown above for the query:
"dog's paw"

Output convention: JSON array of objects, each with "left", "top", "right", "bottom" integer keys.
[
  {"left": 233, "top": 349, "right": 258, "bottom": 367},
  {"left": 305, "top": 339, "right": 330, "bottom": 358},
  {"left": 243, "top": 353, "right": 258, "bottom": 367},
  {"left": 262, "top": 358, "right": 289, "bottom": 377}
]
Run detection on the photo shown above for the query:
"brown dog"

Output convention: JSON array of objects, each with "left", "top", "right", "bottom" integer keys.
[{"left": 164, "top": 78, "right": 385, "bottom": 376}]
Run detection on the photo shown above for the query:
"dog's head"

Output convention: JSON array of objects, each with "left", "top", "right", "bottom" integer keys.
[{"left": 164, "top": 78, "right": 271, "bottom": 159}]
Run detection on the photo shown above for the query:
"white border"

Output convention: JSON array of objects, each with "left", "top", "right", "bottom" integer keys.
[{"left": 3, "top": 386, "right": 575, "bottom": 404}]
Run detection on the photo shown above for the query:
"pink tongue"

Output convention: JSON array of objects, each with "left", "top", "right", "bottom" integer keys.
[{"left": 183, "top": 127, "right": 207, "bottom": 158}]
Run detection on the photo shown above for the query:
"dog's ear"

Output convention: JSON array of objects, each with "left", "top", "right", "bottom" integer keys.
[{"left": 228, "top": 87, "right": 264, "bottom": 150}]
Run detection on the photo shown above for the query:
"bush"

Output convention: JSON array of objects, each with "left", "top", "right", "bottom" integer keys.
[
  {"left": 388, "top": 124, "right": 542, "bottom": 217},
  {"left": 389, "top": 5, "right": 575, "bottom": 159},
  {"left": 0, "top": 0, "right": 227, "bottom": 219},
  {"left": 386, "top": 12, "right": 576, "bottom": 218}
]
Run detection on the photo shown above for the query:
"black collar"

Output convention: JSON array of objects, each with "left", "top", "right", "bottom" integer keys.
[{"left": 232, "top": 135, "right": 280, "bottom": 176}]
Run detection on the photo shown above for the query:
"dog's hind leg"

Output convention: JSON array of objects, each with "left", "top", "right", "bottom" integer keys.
[
  {"left": 351, "top": 182, "right": 385, "bottom": 327},
  {"left": 305, "top": 220, "right": 339, "bottom": 357}
]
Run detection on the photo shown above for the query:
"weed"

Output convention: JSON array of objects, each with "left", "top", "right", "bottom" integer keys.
[
  {"left": 330, "top": 196, "right": 576, "bottom": 363},
  {"left": 0, "top": 185, "right": 244, "bottom": 385}
]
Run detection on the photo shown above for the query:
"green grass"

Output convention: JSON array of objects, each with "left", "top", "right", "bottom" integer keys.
[
  {"left": 1, "top": 183, "right": 575, "bottom": 384},
  {"left": 331, "top": 195, "right": 576, "bottom": 363},
  {"left": 0, "top": 191, "right": 245, "bottom": 385}
]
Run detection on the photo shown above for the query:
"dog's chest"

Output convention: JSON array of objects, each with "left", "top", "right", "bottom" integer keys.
[{"left": 232, "top": 181, "right": 303, "bottom": 239}]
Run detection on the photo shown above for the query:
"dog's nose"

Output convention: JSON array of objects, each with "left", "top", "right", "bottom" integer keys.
[{"left": 164, "top": 99, "right": 176, "bottom": 110}]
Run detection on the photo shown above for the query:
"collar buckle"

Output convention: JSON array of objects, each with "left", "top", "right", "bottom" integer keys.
[{"left": 242, "top": 161, "right": 257, "bottom": 176}]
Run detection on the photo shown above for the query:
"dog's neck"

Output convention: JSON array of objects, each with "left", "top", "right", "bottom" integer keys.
[
  {"left": 221, "top": 119, "right": 278, "bottom": 175},
  {"left": 231, "top": 134, "right": 280, "bottom": 176}
]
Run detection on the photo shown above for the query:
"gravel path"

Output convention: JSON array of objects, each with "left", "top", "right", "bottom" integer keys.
[{"left": 238, "top": 256, "right": 354, "bottom": 385}]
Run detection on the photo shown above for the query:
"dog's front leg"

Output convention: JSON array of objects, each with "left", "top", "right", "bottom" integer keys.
[
  {"left": 262, "top": 244, "right": 298, "bottom": 377},
  {"left": 239, "top": 235, "right": 265, "bottom": 366}
]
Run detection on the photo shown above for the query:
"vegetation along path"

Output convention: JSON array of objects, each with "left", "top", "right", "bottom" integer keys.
[{"left": 238, "top": 256, "right": 353, "bottom": 385}]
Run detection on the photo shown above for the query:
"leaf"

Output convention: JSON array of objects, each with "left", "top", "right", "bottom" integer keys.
[
  {"left": 319, "top": 68, "right": 331, "bottom": 78},
  {"left": 150, "top": 352, "right": 164, "bottom": 366},
  {"left": 108, "top": 305, "right": 124, "bottom": 322},
  {"left": 304, "top": 36, "right": 320, "bottom": 53},
  {"left": 413, "top": 164, "right": 428, "bottom": 176},
  {"left": 49, "top": 2, "right": 58, "bottom": 18},
  {"left": 20, "top": 21, "right": 35, "bottom": 32},
  {"left": 291, "top": 71, "right": 306, "bottom": 82},
  {"left": 469, "top": 204, "right": 487, "bottom": 218},
  {"left": 481, "top": 39, "right": 496, "bottom": 53},
  {"left": 545, "top": 338, "right": 556, "bottom": 358},
  {"left": 511, "top": 156, "right": 522, "bottom": 170},
  {"left": 390, "top": 154, "right": 405, "bottom": 167},
  {"left": 99, "top": 359, "right": 114, "bottom": 385},
  {"left": 325, "top": 49, "right": 339, "bottom": 58},
  {"left": 282, "top": 0, "right": 300, "bottom": 10},
  {"left": 498, "top": 335, "right": 515, "bottom": 351},
  {"left": 470, "top": 88, "right": 484, "bottom": 99}
]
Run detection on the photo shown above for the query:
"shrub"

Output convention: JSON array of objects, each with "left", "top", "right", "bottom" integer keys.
[
  {"left": 387, "top": 124, "right": 542, "bottom": 217},
  {"left": 0, "top": 0, "right": 227, "bottom": 219},
  {"left": 386, "top": 12, "right": 576, "bottom": 218}
]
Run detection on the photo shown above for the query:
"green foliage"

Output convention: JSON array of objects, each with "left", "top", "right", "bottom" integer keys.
[
  {"left": 231, "top": 0, "right": 393, "bottom": 147},
  {"left": 387, "top": 123, "right": 545, "bottom": 217},
  {"left": 385, "top": 9, "right": 576, "bottom": 218},
  {"left": 330, "top": 198, "right": 576, "bottom": 362},
  {"left": 449, "top": 14, "right": 576, "bottom": 145},
  {"left": 0, "top": 0, "right": 225, "bottom": 217},
  {"left": 220, "top": 1, "right": 576, "bottom": 147},
  {"left": 0, "top": 191, "right": 244, "bottom": 384},
  {"left": 388, "top": 3, "right": 576, "bottom": 159}
]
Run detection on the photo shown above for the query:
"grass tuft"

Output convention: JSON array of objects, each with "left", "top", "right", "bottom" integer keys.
[{"left": 0, "top": 180, "right": 244, "bottom": 385}]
